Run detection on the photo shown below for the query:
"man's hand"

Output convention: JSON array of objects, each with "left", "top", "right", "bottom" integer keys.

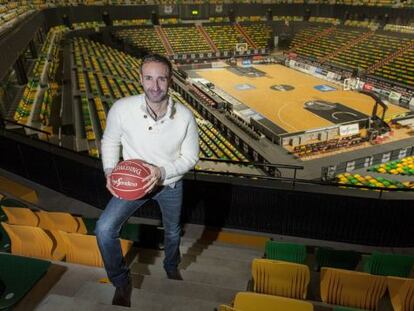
[
  {"left": 142, "top": 163, "right": 162, "bottom": 194},
  {"left": 106, "top": 174, "right": 120, "bottom": 198}
]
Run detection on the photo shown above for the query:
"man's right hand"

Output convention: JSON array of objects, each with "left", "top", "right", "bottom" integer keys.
[{"left": 106, "top": 174, "right": 120, "bottom": 198}]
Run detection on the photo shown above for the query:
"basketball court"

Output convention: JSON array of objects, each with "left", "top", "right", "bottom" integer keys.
[{"left": 193, "top": 64, "right": 409, "bottom": 134}]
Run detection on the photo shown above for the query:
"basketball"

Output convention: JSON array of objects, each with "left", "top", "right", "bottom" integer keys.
[{"left": 110, "top": 159, "right": 151, "bottom": 200}]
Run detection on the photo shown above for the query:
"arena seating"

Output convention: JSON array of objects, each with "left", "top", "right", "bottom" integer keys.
[
  {"left": 363, "top": 252, "right": 414, "bottom": 277},
  {"left": 292, "top": 134, "right": 363, "bottom": 158},
  {"left": 114, "top": 28, "right": 167, "bottom": 55},
  {"left": 251, "top": 258, "right": 310, "bottom": 299},
  {"left": 320, "top": 267, "right": 387, "bottom": 310},
  {"left": 163, "top": 25, "right": 212, "bottom": 54},
  {"left": 372, "top": 47, "right": 414, "bottom": 87},
  {"left": 336, "top": 173, "right": 413, "bottom": 189},
  {"left": 239, "top": 23, "right": 272, "bottom": 49},
  {"left": 0, "top": 253, "right": 51, "bottom": 310},
  {"left": 0, "top": 202, "right": 133, "bottom": 266},
  {"left": 264, "top": 240, "right": 307, "bottom": 264},
  {"left": 13, "top": 26, "right": 63, "bottom": 126},
  {"left": 72, "top": 37, "right": 143, "bottom": 156},
  {"left": 203, "top": 24, "right": 252, "bottom": 52},
  {"left": 172, "top": 91, "right": 249, "bottom": 162},
  {"left": 294, "top": 28, "right": 365, "bottom": 61},
  {"left": 387, "top": 276, "right": 414, "bottom": 311},
  {"left": 368, "top": 156, "right": 414, "bottom": 176},
  {"left": 220, "top": 292, "right": 314, "bottom": 311},
  {"left": 288, "top": 25, "right": 332, "bottom": 53},
  {"left": 330, "top": 33, "right": 410, "bottom": 70},
  {"left": 314, "top": 247, "right": 361, "bottom": 272}
]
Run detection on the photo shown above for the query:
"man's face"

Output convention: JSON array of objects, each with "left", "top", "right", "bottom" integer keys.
[{"left": 140, "top": 61, "right": 171, "bottom": 104}]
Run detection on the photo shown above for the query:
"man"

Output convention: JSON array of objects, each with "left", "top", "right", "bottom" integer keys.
[{"left": 95, "top": 54, "right": 199, "bottom": 307}]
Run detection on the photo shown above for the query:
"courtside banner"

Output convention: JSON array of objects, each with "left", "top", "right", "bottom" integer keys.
[
  {"left": 339, "top": 123, "right": 359, "bottom": 136},
  {"left": 389, "top": 91, "right": 401, "bottom": 103},
  {"left": 363, "top": 83, "right": 373, "bottom": 91}
]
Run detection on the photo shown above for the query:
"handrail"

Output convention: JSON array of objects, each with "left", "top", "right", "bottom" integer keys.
[
  {"left": 198, "top": 157, "right": 304, "bottom": 170},
  {"left": 1, "top": 117, "right": 51, "bottom": 138}
]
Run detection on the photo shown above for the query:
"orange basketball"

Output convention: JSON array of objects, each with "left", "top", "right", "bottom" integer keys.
[{"left": 110, "top": 159, "right": 151, "bottom": 200}]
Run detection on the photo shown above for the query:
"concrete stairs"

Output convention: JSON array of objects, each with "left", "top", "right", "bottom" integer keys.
[{"left": 35, "top": 236, "right": 264, "bottom": 310}]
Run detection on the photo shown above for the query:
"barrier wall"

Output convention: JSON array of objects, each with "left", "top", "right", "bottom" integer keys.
[{"left": 1, "top": 127, "right": 414, "bottom": 246}]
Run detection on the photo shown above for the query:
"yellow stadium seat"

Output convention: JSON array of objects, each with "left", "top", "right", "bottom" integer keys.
[
  {"left": 36, "top": 210, "right": 80, "bottom": 233},
  {"left": 387, "top": 276, "right": 414, "bottom": 311},
  {"left": 59, "top": 231, "right": 133, "bottom": 267},
  {"left": 1, "top": 222, "right": 64, "bottom": 260},
  {"left": 320, "top": 267, "right": 387, "bottom": 310},
  {"left": 234, "top": 292, "right": 314, "bottom": 311},
  {"left": 1, "top": 207, "right": 39, "bottom": 226},
  {"left": 75, "top": 216, "right": 88, "bottom": 235},
  {"left": 251, "top": 259, "right": 310, "bottom": 299}
]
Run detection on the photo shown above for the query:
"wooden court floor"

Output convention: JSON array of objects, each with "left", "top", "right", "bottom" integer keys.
[{"left": 195, "top": 64, "right": 408, "bottom": 133}]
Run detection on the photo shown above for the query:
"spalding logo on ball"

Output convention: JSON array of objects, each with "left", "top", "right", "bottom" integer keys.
[{"left": 110, "top": 159, "right": 151, "bottom": 200}]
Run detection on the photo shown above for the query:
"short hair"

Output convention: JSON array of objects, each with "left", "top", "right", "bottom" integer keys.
[{"left": 140, "top": 53, "right": 172, "bottom": 78}]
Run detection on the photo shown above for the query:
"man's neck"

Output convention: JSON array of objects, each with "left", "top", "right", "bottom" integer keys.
[{"left": 145, "top": 97, "right": 168, "bottom": 114}]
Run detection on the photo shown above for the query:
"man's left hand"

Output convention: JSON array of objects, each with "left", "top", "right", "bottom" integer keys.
[{"left": 142, "top": 163, "right": 162, "bottom": 193}]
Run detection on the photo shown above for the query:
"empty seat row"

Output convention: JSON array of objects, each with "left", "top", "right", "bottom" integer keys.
[
  {"left": 0, "top": 204, "right": 133, "bottom": 266},
  {"left": 265, "top": 239, "right": 414, "bottom": 278},
  {"left": 236, "top": 256, "right": 414, "bottom": 311},
  {"left": 163, "top": 25, "right": 212, "bottom": 54}
]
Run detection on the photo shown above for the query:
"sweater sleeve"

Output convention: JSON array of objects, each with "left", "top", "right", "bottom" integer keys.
[
  {"left": 101, "top": 103, "right": 123, "bottom": 172},
  {"left": 162, "top": 114, "right": 199, "bottom": 179}
]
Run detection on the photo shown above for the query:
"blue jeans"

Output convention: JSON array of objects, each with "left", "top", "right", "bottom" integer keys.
[{"left": 95, "top": 180, "right": 183, "bottom": 288}]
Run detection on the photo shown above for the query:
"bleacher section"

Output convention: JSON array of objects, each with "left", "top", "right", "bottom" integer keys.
[
  {"left": 72, "top": 37, "right": 143, "bottom": 156},
  {"left": 13, "top": 26, "right": 64, "bottom": 128},
  {"left": 0, "top": 2, "right": 33, "bottom": 29},
  {"left": 239, "top": 23, "right": 272, "bottom": 49},
  {"left": 172, "top": 91, "right": 249, "bottom": 162},
  {"left": 203, "top": 24, "right": 253, "bottom": 52},
  {"left": 368, "top": 156, "right": 414, "bottom": 176},
  {"left": 288, "top": 25, "right": 332, "bottom": 53},
  {"left": 163, "top": 26, "right": 212, "bottom": 55},
  {"left": 294, "top": 27, "right": 365, "bottom": 61},
  {"left": 330, "top": 33, "right": 411, "bottom": 71},
  {"left": 372, "top": 45, "right": 414, "bottom": 87},
  {"left": 0, "top": 200, "right": 133, "bottom": 265},
  {"left": 114, "top": 27, "right": 166, "bottom": 55},
  {"left": 336, "top": 172, "right": 414, "bottom": 189}
]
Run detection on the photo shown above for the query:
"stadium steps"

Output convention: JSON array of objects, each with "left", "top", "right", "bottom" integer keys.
[
  {"left": 154, "top": 25, "right": 174, "bottom": 56},
  {"left": 36, "top": 294, "right": 131, "bottom": 310},
  {"left": 367, "top": 39, "right": 414, "bottom": 74},
  {"left": 320, "top": 29, "right": 375, "bottom": 64},
  {"left": 74, "top": 281, "right": 222, "bottom": 311},
  {"left": 196, "top": 24, "right": 219, "bottom": 53},
  {"left": 288, "top": 24, "right": 337, "bottom": 53},
  {"left": 234, "top": 23, "right": 257, "bottom": 49},
  {"left": 34, "top": 233, "right": 264, "bottom": 310}
]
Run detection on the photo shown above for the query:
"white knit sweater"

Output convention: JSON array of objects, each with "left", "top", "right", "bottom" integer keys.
[{"left": 101, "top": 94, "right": 199, "bottom": 186}]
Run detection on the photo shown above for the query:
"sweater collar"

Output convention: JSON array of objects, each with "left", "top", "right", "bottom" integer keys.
[{"left": 139, "top": 95, "right": 175, "bottom": 120}]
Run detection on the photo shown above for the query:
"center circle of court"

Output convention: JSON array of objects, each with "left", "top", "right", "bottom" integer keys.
[{"left": 270, "top": 84, "right": 295, "bottom": 91}]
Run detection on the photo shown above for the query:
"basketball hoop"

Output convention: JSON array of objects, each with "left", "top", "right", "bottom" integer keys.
[
  {"left": 343, "top": 78, "right": 358, "bottom": 91},
  {"left": 236, "top": 43, "right": 248, "bottom": 54}
]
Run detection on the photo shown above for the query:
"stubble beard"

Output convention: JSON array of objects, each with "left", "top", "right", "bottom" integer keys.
[{"left": 144, "top": 89, "right": 169, "bottom": 105}]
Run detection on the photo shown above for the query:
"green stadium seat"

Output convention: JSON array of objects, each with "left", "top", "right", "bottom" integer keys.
[
  {"left": 0, "top": 253, "right": 51, "bottom": 310},
  {"left": 363, "top": 251, "right": 414, "bottom": 277},
  {"left": 314, "top": 247, "right": 361, "bottom": 271},
  {"left": 264, "top": 239, "right": 307, "bottom": 264}
]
